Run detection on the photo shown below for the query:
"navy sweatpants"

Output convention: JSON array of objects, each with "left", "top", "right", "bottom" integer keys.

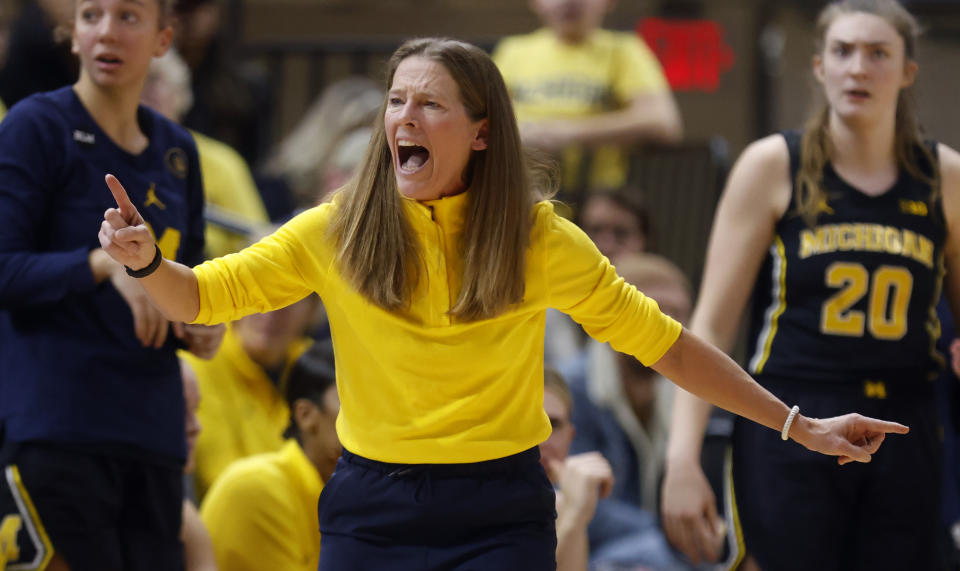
[{"left": 317, "top": 447, "right": 558, "bottom": 570}]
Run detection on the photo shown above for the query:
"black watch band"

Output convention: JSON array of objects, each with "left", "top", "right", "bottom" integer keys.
[{"left": 125, "top": 244, "right": 163, "bottom": 278}]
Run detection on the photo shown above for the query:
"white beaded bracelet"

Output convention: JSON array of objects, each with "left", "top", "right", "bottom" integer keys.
[{"left": 781, "top": 405, "right": 800, "bottom": 441}]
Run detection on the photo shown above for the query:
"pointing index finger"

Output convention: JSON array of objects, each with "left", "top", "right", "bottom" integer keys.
[
  {"left": 105, "top": 174, "right": 136, "bottom": 221},
  {"left": 865, "top": 417, "right": 910, "bottom": 435}
]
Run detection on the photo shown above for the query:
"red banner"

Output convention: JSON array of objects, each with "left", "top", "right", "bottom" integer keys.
[{"left": 638, "top": 18, "right": 736, "bottom": 93}]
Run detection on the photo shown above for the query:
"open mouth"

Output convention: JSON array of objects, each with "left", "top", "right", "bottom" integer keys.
[
  {"left": 96, "top": 55, "right": 123, "bottom": 66},
  {"left": 845, "top": 89, "right": 870, "bottom": 99},
  {"left": 397, "top": 140, "right": 430, "bottom": 173}
]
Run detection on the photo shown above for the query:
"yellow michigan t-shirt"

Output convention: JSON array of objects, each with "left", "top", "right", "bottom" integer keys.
[{"left": 493, "top": 28, "right": 670, "bottom": 190}]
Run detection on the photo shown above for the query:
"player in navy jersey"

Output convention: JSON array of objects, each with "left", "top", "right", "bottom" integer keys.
[
  {"left": 0, "top": 0, "right": 224, "bottom": 569},
  {"left": 661, "top": 1, "right": 960, "bottom": 570}
]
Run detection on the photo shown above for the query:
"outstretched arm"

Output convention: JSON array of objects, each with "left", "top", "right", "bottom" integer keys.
[
  {"left": 98, "top": 174, "right": 201, "bottom": 323},
  {"left": 652, "top": 329, "right": 908, "bottom": 463}
]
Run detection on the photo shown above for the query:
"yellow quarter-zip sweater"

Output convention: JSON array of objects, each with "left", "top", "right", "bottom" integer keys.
[{"left": 192, "top": 192, "right": 680, "bottom": 463}]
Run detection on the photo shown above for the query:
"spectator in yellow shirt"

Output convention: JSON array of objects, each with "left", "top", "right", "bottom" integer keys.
[
  {"left": 201, "top": 341, "right": 340, "bottom": 571},
  {"left": 183, "top": 295, "right": 318, "bottom": 500},
  {"left": 99, "top": 37, "right": 909, "bottom": 571},
  {"left": 493, "top": 0, "right": 683, "bottom": 195}
]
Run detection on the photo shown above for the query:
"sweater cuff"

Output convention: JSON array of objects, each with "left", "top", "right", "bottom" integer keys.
[{"left": 190, "top": 264, "right": 212, "bottom": 324}]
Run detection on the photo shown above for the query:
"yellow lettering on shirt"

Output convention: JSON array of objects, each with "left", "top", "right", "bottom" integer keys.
[
  {"left": 799, "top": 224, "right": 933, "bottom": 268},
  {"left": 144, "top": 224, "right": 182, "bottom": 260},
  {"left": 864, "top": 380, "right": 888, "bottom": 399},
  {"left": 899, "top": 200, "right": 928, "bottom": 216}
]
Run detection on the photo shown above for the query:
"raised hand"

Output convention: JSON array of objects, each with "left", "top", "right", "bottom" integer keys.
[
  {"left": 547, "top": 452, "right": 615, "bottom": 526},
  {"left": 99, "top": 174, "right": 156, "bottom": 270},
  {"left": 792, "top": 413, "right": 909, "bottom": 465}
]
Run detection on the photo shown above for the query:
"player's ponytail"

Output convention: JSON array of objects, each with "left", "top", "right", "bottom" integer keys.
[{"left": 796, "top": 106, "right": 832, "bottom": 228}]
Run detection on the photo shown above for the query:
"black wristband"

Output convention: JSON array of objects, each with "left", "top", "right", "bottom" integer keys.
[{"left": 125, "top": 244, "right": 163, "bottom": 278}]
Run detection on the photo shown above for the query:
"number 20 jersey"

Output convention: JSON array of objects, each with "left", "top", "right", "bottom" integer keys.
[{"left": 746, "top": 130, "right": 945, "bottom": 384}]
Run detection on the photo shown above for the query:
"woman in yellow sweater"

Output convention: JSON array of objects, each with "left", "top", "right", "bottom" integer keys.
[{"left": 97, "top": 38, "right": 907, "bottom": 570}]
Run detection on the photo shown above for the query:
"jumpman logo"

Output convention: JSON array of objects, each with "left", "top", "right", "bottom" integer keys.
[{"left": 144, "top": 183, "right": 166, "bottom": 210}]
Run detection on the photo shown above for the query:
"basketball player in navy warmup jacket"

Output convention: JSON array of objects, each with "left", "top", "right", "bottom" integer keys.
[{"left": 0, "top": 1, "right": 223, "bottom": 569}]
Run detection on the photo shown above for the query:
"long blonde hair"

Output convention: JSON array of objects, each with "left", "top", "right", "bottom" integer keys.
[
  {"left": 328, "top": 38, "right": 554, "bottom": 321},
  {"left": 797, "top": 0, "right": 938, "bottom": 226}
]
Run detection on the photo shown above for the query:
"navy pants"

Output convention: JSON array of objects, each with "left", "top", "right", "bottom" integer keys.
[
  {"left": 1, "top": 442, "right": 184, "bottom": 571},
  {"left": 732, "top": 377, "right": 944, "bottom": 571},
  {"left": 317, "top": 447, "right": 557, "bottom": 570}
]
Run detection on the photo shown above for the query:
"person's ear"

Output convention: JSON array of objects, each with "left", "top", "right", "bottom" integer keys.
[
  {"left": 154, "top": 26, "right": 174, "bottom": 58},
  {"left": 294, "top": 399, "right": 321, "bottom": 434},
  {"left": 901, "top": 59, "right": 918, "bottom": 89},
  {"left": 813, "top": 54, "right": 825, "bottom": 85},
  {"left": 471, "top": 119, "right": 489, "bottom": 151}
]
